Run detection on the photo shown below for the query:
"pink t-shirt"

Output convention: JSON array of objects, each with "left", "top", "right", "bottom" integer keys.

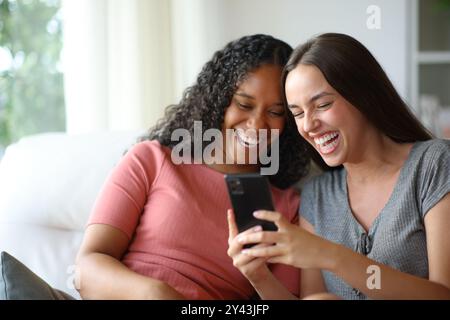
[{"left": 88, "top": 140, "right": 300, "bottom": 299}]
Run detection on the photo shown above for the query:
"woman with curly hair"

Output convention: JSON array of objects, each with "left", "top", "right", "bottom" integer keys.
[{"left": 75, "top": 34, "right": 311, "bottom": 299}]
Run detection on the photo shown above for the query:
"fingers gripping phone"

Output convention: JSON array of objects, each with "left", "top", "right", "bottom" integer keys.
[{"left": 225, "top": 173, "right": 278, "bottom": 233}]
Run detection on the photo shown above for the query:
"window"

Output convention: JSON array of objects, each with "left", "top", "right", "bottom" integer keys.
[{"left": 0, "top": 0, "right": 65, "bottom": 157}]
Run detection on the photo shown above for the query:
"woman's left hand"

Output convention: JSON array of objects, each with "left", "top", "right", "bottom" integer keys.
[{"left": 237, "top": 210, "right": 333, "bottom": 270}]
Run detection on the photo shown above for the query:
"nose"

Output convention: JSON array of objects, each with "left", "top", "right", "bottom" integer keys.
[
  {"left": 246, "top": 113, "right": 268, "bottom": 130},
  {"left": 302, "top": 112, "right": 319, "bottom": 133}
]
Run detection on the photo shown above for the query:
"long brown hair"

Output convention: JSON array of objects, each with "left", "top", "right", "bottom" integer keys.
[{"left": 282, "top": 33, "right": 433, "bottom": 171}]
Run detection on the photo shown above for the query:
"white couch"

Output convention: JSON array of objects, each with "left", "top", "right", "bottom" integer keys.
[{"left": 0, "top": 131, "right": 143, "bottom": 299}]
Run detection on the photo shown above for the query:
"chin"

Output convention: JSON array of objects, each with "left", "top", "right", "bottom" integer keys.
[
  {"left": 319, "top": 152, "right": 345, "bottom": 167},
  {"left": 323, "top": 159, "right": 343, "bottom": 167},
  {"left": 315, "top": 141, "right": 346, "bottom": 168}
]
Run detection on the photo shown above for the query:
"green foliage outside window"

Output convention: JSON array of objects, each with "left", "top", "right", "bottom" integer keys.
[
  {"left": 0, "top": 0, "right": 65, "bottom": 155},
  {"left": 437, "top": 0, "right": 450, "bottom": 10}
]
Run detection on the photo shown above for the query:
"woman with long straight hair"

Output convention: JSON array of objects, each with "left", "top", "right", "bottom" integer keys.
[{"left": 228, "top": 33, "right": 450, "bottom": 300}]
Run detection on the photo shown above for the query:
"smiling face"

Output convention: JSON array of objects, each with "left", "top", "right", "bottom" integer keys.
[
  {"left": 221, "top": 63, "right": 286, "bottom": 172},
  {"left": 285, "top": 64, "right": 372, "bottom": 167}
]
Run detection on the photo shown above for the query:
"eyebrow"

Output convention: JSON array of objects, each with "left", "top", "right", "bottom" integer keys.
[
  {"left": 235, "top": 92, "right": 283, "bottom": 106},
  {"left": 288, "top": 91, "right": 334, "bottom": 109},
  {"left": 235, "top": 92, "right": 255, "bottom": 99}
]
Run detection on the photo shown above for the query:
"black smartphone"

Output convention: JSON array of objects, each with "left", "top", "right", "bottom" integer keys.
[{"left": 225, "top": 173, "right": 277, "bottom": 233}]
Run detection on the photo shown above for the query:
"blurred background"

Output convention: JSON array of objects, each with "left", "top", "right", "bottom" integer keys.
[{"left": 0, "top": 0, "right": 449, "bottom": 159}]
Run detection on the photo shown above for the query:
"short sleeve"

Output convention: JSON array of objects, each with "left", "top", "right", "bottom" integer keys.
[
  {"left": 299, "top": 179, "right": 316, "bottom": 227},
  {"left": 87, "top": 141, "right": 167, "bottom": 239},
  {"left": 420, "top": 140, "right": 450, "bottom": 217}
]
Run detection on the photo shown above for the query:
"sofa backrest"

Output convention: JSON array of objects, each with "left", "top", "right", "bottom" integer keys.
[
  {"left": 0, "top": 131, "right": 142, "bottom": 230},
  {"left": 0, "top": 131, "right": 143, "bottom": 298}
]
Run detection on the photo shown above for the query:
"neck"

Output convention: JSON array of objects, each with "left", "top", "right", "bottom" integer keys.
[
  {"left": 344, "top": 134, "right": 413, "bottom": 184},
  {"left": 206, "top": 162, "right": 260, "bottom": 174}
]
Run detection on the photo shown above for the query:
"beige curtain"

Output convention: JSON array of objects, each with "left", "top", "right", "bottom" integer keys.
[{"left": 62, "top": 0, "right": 173, "bottom": 134}]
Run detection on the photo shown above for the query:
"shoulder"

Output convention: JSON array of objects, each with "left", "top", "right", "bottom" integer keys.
[
  {"left": 271, "top": 185, "right": 300, "bottom": 203},
  {"left": 271, "top": 185, "right": 300, "bottom": 222},
  {"left": 298, "top": 168, "right": 344, "bottom": 223},
  {"left": 412, "top": 139, "right": 450, "bottom": 161},
  {"left": 406, "top": 139, "right": 450, "bottom": 216},
  {"left": 301, "top": 168, "right": 344, "bottom": 196},
  {"left": 408, "top": 139, "right": 450, "bottom": 173},
  {"left": 120, "top": 140, "right": 171, "bottom": 181},
  {"left": 127, "top": 139, "right": 170, "bottom": 159}
]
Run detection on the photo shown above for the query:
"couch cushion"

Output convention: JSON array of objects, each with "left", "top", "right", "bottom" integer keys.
[
  {"left": 0, "top": 251, "right": 75, "bottom": 300},
  {"left": 0, "top": 131, "right": 142, "bottom": 230},
  {"left": 0, "top": 223, "right": 84, "bottom": 299}
]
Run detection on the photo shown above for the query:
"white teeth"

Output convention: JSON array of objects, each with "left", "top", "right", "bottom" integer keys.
[
  {"left": 314, "top": 132, "right": 338, "bottom": 146},
  {"left": 236, "top": 130, "right": 258, "bottom": 146},
  {"left": 319, "top": 136, "right": 339, "bottom": 154}
]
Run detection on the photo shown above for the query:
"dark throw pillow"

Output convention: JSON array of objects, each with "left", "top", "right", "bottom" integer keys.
[{"left": 0, "top": 251, "right": 75, "bottom": 300}]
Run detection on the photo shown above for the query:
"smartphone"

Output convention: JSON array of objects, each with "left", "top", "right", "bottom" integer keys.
[{"left": 225, "top": 173, "right": 277, "bottom": 233}]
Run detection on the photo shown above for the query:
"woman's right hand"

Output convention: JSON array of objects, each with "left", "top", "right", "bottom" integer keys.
[{"left": 227, "top": 209, "right": 272, "bottom": 284}]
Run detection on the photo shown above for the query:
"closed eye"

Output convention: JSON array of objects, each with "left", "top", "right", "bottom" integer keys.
[
  {"left": 318, "top": 102, "right": 333, "bottom": 110},
  {"left": 237, "top": 102, "right": 252, "bottom": 110},
  {"left": 288, "top": 104, "right": 304, "bottom": 118},
  {"left": 291, "top": 110, "right": 304, "bottom": 118},
  {"left": 269, "top": 110, "right": 285, "bottom": 117}
]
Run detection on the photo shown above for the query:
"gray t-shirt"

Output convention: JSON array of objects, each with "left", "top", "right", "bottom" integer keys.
[{"left": 300, "top": 139, "right": 450, "bottom": 299}]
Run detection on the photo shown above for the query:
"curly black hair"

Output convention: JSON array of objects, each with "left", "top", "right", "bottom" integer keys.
[{"left": 139, "top": 34, "right": 310, "bottom": 189}]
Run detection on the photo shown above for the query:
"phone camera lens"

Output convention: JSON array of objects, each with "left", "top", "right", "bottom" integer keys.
[{"left": 229, "top": 179, "right": 244, "bottom": 195}]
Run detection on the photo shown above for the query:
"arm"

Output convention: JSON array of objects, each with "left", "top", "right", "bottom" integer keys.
[
  {"left": 327, "top": 193, "right": 450, "bottom": 299},
  {"left": 298, "top": 217, "right": 328, "bottom": 298},
  {"left": 76, "top": 224, "right": 184, "bottom": 300},
  {"left": 328, "top": 193, "right": 450, "bottom": 299},
  {"left": 245, "top": 267, "right": 298, "bottom": 300},
  {"left": 240, "top": 195, "right": 450, "bottom": 299}
]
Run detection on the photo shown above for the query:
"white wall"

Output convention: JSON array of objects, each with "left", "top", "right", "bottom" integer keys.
[
  {"left": 173, "top": 0, "right": 410, "bottom": 102},
  {"left": 63, "top": 0, "right": 412, "bottom": 132}
]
